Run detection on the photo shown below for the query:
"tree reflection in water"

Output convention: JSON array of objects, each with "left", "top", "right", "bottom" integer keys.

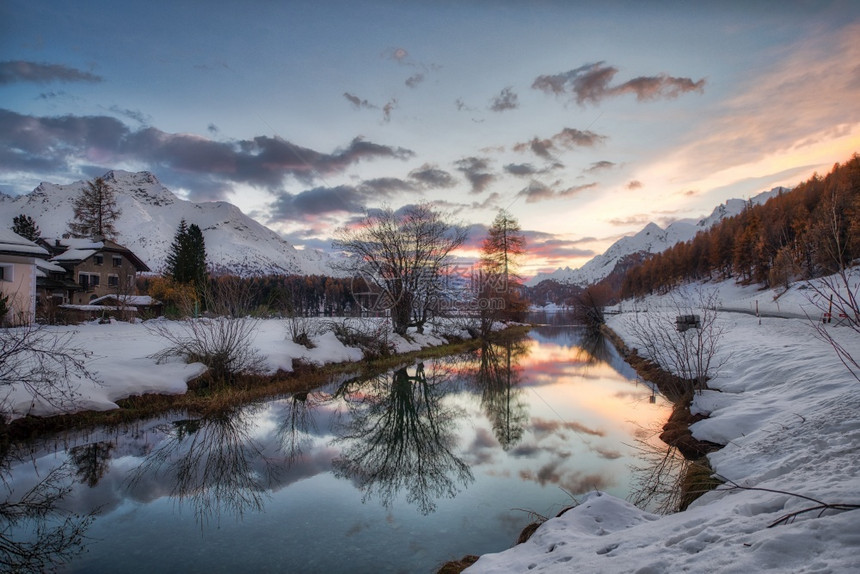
[
  {"left": 332, "top": 361, "right": 473, "bottom": 515},
  {"left": 68, "top": 440, "right": 115, "bottom": 488},
  {"left": 0, "top": 457, "right": 94, "bottom": 573},
  {"left": 130, "top": 407, "right": 274, "bottom": 526},
  {"left": 573, "top": 328, "right": 613, "bottom": 366},
  {"left": 276, "top": 390, "right": 321, "bottom": 464},
  {"left": 468, "top": 335, "right": 530, "bottom": 451}
]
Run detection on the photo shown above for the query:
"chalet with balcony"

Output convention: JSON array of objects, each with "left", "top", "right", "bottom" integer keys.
[{"left": 37, "top": 238, "right": 151, "bottom": 307}]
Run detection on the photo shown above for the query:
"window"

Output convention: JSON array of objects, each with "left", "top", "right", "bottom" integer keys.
[
  {"left": 94, "top": 254, "right": 104, "bottom": 265},
  {"left": 79, "top": 273, "right": 100, "bottom": 290},
  {"left": 113, "top": 256, "right": 122, "bottom": 267},
  {"left": 108, "top": 275, "right": 119, "bottom": 287},
  {"left": 0, "top": 265, "right": 10, "bottom": 282}
]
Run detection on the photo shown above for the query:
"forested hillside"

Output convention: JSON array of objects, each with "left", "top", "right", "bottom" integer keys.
[{"left": 621, "top": 154, "right": 860, "bottom": 298}]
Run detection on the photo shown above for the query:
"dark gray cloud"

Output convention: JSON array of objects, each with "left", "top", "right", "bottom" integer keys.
[
  {"left": 455, "top": 156, "right": 495, "bottom": 194},
  {"left": 267, "top": 175, "right": 422, "bottom": 222},
  {"left": 343, "top": 92, "right": 377, "bottom": 110},
  {"left": 405, "top": 73, "right": 424, "bottom": 88},
  {"left": 505, "top": 162, "right": 564, "bottom": 177},
  {"left": 533, "top": 61, "right": 705, "bottom": 105},
  {"left": 382, "top": 98, "right": 396, "bottom": 122},
  {"left": 408, "top": 163, "right": 457, "bottom": 188},
  {"left": 517, "top": 179, "right": 597, "bottom": 203},
  {"left": 504, "top": 163, "right": 539, "bottom": 176},
  {"left": 586, "top": 160, "right": 616, "bottom": 172},
  {"left": 627, "top": 179, "right": 643, "bottom": 189},
  {"left": 270, "top": 185, "right": 365, "bottom": 220},
  {"left": 358, "top": 177, "right": 418, "bottom": 196},
  {"left": 553, "top": 127, "right": 606, "bottom": 148},
  {"left": 489, "top": 87, "right": 519, "bottom": 112},
  {"left": 0, "top": 60, "right": 102, "bottom": 84},
  {"left": 513, "top": 127, "right": 606, "bottom": 161},
  {"left": 107, "top": 105, "right": 150, "bottom": 125},
  {"left": 344, "top": 92, "right": 396, "bottom": 122},
  {"left": 0, "top": 108, "right": 414, "bottom": 198}
]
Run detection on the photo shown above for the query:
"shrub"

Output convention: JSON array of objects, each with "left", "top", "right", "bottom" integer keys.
[
  {"left": 326, "top": 318, "right": 394, "bottom": 360},
  {"left": 148, "top": 317, "right": 265, "bottom": 384}
]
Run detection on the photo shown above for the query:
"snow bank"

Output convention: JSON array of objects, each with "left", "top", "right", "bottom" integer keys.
[
  {"left": 1, "top": 316, "right": 475, "bottom": 421},
  {"left": 467, "top": 278, "right": 860, "bottom": 573}
]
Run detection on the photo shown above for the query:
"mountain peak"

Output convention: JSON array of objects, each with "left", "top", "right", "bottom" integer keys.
[
  {"left": 0, "top": 172, "right": 334, "bottom": 277},
  {"left": 526, "top": 187, "right": 787, "bottom": 287}
]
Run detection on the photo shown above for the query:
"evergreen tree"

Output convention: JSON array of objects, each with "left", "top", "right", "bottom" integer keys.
[
  {"left": 68, "top": 177, "right": 122, "bottom": 239},
  {"left": 186, "top": 223, "right": 207, "bottom": 286},
  {"left": 165, "top": 219, "right": 207, "bottom": 285},
  {"left": 12, "top": 214, "right": 40, "bottom": 241}
]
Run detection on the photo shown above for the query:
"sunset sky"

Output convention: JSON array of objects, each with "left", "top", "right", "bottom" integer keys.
[{"left": 2, "top": 1, "right": 859, "bottom": 277}]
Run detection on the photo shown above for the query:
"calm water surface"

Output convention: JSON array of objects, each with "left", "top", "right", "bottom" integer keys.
[{"left": 5, "top": 323, "right": 672, "bottom": 573}]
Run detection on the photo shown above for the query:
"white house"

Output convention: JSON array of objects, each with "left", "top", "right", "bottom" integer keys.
[{"left": 0, "top": 228, "right": 49, "bottom": 325}]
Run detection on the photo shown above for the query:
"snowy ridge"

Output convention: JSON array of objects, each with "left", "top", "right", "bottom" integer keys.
[
  {"left": 527, "top": 188, "right": 785, "bottom": 287},
  {"left": 0, "top": 170, "right": 334, "bottom": 277}
]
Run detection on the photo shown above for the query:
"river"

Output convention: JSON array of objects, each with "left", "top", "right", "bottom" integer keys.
[{"left": 2, "top": 321, "right": 674, "bottom": 573}]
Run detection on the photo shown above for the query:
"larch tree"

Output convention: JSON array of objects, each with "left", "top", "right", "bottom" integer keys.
[
  {"left": 68, "top": 177, "right": 122, "bottom": 239},
  {"left": 480, "top": 209, "right": 527, "bottom": 322},
  {"left": 12, "top": 214, "right": 40, "bottom": 242}
]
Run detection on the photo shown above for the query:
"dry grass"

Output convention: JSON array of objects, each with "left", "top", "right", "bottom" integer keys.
[{"left": 3, "top": 332, "right": 493, "bottom": 443}]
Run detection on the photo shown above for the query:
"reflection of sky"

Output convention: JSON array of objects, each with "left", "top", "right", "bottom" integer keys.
[
  {"left": 2, "top": 329, "right": 673, "bottom": 572},
  {"left": 453, "top": 335, "right": 671, "bottom": 511}
]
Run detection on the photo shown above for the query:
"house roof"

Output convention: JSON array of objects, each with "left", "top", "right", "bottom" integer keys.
[
  {"left": 0, "top": 228, "right": 49, "bottom": 257},
  {"left": 90, "top": 294, "right": 161, "bottom": 307},
  {"left": 44, "top": 237, "right": 151, "bottom": 272}
]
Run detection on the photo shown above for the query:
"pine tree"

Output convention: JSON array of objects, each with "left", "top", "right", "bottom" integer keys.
[
  {"left": 12, "top": 214, "right": 40, "bottom": 241},
  {"left": 68, "top": 176, "right": 122, "bottom": 239},
  {"left": 165, "top": 219, "right": 207, "bottom": 285}
]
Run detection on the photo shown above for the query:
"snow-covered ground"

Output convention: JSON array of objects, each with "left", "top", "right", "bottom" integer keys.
[
  {"left": 467, "top": 277, "right": 860, "bottom": 573},
  {"left": 0, "top": 316, "right": 469, "bottom": 421}
]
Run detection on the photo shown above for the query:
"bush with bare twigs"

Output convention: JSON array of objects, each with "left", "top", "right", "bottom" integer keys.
[
  {"left": 326, "top": 318, "right": 394, "bottom": 360},
  {"left": 628, "top": 287, "right": 728, "bottom": 395},
  {"left": 285, "top": 314, "right": 323, "bottom": 348},
  {"left": 148, "top": 317, "right": 265, "bottom": 384},
  {"left": 0, "top": 325, "right": 98, "bottom": 420}
]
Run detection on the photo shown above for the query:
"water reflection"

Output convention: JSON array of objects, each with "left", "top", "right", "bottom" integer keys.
[
  {"left": 0, "top": 455, "right": 95, "bottom": 573},
  {"left": 0, "top": 324, "right": 677, "bottom": 573},
  {"left": 466, "top": 336, "right": 530, "bottom": 450},
  {"left": 332, "top": 361, "right": 474, "bottom": 515},
  {"left": 276, "top": 391, "right": 320, "bottom": 464},
  {"left": 68, "top": 440, "right": 114, "bottom": 487},
  {"left": 129, "top": 408, "right": 274, "bottom": 526}
]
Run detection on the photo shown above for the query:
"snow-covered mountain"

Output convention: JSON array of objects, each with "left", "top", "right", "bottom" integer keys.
[
  {"left": 0, "top": 170, "right": 333, "bottom": 276},
  {"left": 527, "top": 187, "right": 786, "bottom": 287}
]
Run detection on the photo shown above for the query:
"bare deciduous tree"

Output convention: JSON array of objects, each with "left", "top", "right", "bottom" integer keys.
[
  {"left": 628, "top": 287, "right": 728, "bottom": 394},
  {"left": 0, "top": 325, "right": 98, "bottom": 419},
  {"left": 333, "top": 204, "right": 467, "bottom": 335}
]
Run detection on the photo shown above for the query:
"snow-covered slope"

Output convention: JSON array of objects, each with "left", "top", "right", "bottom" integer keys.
[
  {"left": 0, "top": 170, "right": 333, "bottom": 276},
  {"left": 527, "top": 188, "right": 785, "bottom": 287}
]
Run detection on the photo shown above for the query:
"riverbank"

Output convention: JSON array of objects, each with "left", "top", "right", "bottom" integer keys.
[
  {"left": 1, "top": 317, "right": 527, "bottom": 442},
  {"left": 461, "top": 278, "right": 860, "bottom": 573}
]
